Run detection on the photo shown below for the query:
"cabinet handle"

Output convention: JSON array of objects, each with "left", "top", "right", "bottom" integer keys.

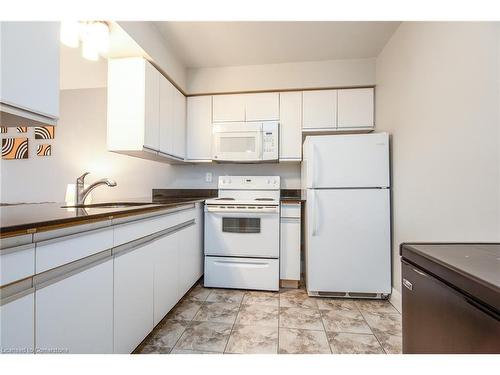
[{"left": 402, "top": 278, "right": 413, "bottom": 291}]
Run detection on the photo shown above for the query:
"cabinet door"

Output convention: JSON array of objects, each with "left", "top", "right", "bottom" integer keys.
[
  {"left": 143, "top": 61, "right": 160, "bottom": 150},
  {"left": 337, "top": 88, "right": 374, "bottom": 129},
  {"left": 212, "top": 94, "right": 245, "bottom": 122},
  {"left": 114, "top": 245, "right": 154, "bottom": 354},
  {"left": 0, "top": 22, "right": 59, "bottom": 118},
  {"left": 280, "top": 218, "right": 301, "bottom": 281},
  {"left": 279, "top": 91, "right": 302, "bottom": 160},
  {"left": 302, "top": 90, "right": 337, "bottom": 129},
  {"left": 153, "top": 233, "right": 180, "bottom": 326},
  {"left": 245, "top": 93, "right": 279, "bottom": 121},
  {"left": 178, "top": 224, "right": 203, "bottom": 296},
  {"left": 159, "top": 76, "right": 174, "bottom": 155},
  {"left": 0, "top": 292, "right": 34, "bottom": 354},
  {"left": 36, "top": 259, "right": 113, "bottom": 354},
  {"left": 172, "top": 89, "right": 186, "bottom": 159},
  {"left": 186, "top": 96, "right": 212, "bottom": 160}
]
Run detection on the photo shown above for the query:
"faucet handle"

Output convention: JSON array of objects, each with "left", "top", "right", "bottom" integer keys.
[{"left": 77, "top": 172, "right": 90, "bottom": 184}]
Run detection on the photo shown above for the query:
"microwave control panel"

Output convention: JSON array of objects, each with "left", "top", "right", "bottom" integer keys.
[{"left": 262, "top": 122, "right": 279, "bottom": 160}]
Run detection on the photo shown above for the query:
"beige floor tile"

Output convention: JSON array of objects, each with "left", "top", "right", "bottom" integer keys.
[
  {"left": 136, "top": 342, "right": 171, "bottom": 354},
  {"left": 242, "top": 291, "right": 279, "bottom": 307},
  {"left": 362, "top": 311, "right": 402, "bottom": 336},
  {"left": 279, "top": 328, "right": 331, "bottom": 354},
  {"left": 279, "top": 306, "right": 324, "bottom": 330},
  {"left": 375, "top": 333, "right": 402, "bottom": 354},
  {"left": 225, "top": 324, "right": 278, "bottom": 354},
  {"left": 327, "top": 332, "right": 384, "bottom": 354},
  {"left": 170, "top": 348, "right": 220, "bottom": 354},
  {"left": 206, "top": 289, "right": 245, "bottom": 304},
  {"left": 356, "top": 300, "right": 399, "bottom": 314},
  {"left": 167, "top": 299, "right": 203, "bottom": 321},
  {"left": 316, "top": 299, "right": 359, "bottom": 311},
  {"left": 320, "top": 309, "right": 372, "bottom": 334},
  {"left": 174, "top": 321, "right": 232, "bottom": 353},
  {"left": 186, "top": 285, "right": 213, "bottom": 302},
  {"left": 193, "top": 302, "right": 239, "bottom": 324},
  {"left": 280, "top": 289, "right": 318, "bottom": 309},
  {"left": 235, "top": 304, "right": 279, "bottom": 327},
  {"left": 147, "top": 320, "right": 190, "bottom": 349}
]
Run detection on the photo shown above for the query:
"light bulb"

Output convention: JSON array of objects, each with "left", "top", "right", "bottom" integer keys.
[
  {"left": 93, "top": 22, "right": 110, "bottom": 54},
  {"left": 60, "top": 21, "right": 80, "bottom": 48},
  {"left": 81, "top": 37, "right": 99, "bottom": 61}
]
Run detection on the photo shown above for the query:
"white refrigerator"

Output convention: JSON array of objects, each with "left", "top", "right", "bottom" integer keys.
[{"left": 302, "top": 133, "right": 391, "bottom": 297}]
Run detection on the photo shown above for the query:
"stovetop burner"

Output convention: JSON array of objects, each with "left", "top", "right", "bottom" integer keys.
[
  {"left": 215, "top": 197, "right": 235, "bottom": 201},
  {"left": 255, "top": 198, "right": 274, "bottom": 201}
]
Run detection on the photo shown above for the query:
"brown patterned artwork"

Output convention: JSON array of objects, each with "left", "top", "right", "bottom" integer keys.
[
  {"left": 35, "top": 126, "right": 55, "bottom": 139},
  {"left": 16, "top": 126, "right": 28, "bottom": 133},
  {"left": 36, "top": 144, "right": 52, "bottom": 157},
  {"left": 0, "top": 127, "right": 7, "bottom": 133},
  {"left": 2, "top": 138, "right": 29, "bottom": 159}
]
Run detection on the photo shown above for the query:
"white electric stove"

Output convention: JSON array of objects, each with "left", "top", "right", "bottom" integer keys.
[{"left": 204, "top": 176, "right": 280, "bottom": 291}]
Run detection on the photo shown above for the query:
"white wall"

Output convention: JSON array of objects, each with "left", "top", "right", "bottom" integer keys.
[
  {"left": 0, "top": 88, "right": 300, "bottom": 204},
  {"left": 118, "top": 22, "right": 187, "bottom": 91},
  {"left": 59, "top": 45, "right": 107, "bottom": 90},
  {"left": 0, "top": 88, "right": 176, "bottom": 203},
  {"left": 187, "top": 58, "right": 375, "bottom": 94},
  {"left": 375, "top": 22, "right": 500, "bottom": 294}
]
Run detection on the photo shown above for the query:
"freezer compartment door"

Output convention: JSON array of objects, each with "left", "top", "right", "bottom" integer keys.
[
  {"left": 306, "top": 188, "right": 391, "bottom": 294},
  {"left": 303, "top": 133, "right": 390, "bottom": 188},
  {"left": 204, "top": 256, "right": 279, "bottom": 291}
]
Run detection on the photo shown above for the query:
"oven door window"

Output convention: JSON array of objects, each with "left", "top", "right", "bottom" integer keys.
[{"left": 222, "top": 217, "right": 261, "bottom": 233}]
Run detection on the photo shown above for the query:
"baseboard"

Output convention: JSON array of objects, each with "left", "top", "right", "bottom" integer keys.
[{"left": 389, "top": 287, "right": 402, "bottom": 313}]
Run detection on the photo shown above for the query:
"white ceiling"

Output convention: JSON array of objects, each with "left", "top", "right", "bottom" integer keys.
[{"left": 155, "top": 22, "right": 400, "bottom": 69}]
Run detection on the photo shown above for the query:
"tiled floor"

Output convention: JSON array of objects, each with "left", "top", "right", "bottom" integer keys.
[{"left": 136, "top": 281, "right": 402, "bottom": 354}]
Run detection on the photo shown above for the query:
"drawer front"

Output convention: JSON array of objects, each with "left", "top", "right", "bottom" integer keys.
[
  {"left": 114, "top": 207, "right": 195, "bottom": 247},
  {"left": 281, "top": 204, "right": 301, "bottom": 218},
  {"left": 36, "top": 228, "right": 113, "bottom": 273},
  {"left": 204, "top": 256, "right": 279, "bottom": 291},
  {"left": 1, "top": 244, "right": 35, "bottom": 286}
]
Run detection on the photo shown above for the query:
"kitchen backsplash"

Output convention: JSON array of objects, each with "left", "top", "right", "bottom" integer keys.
[{"left": 1, "top": 125, "right": 55, "bottom": 160}]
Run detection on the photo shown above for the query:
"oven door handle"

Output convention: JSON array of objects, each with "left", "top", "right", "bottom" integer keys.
[{"left": 206, "top": 206, "right": 279, "bottom": 214}]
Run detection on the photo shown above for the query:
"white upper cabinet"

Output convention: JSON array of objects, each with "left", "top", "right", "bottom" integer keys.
[
  {"left": 186, "top": 96, "right": 212, "bottom": 161},
  {"left": 0, "top": 22, "right": 60, "bottom": 124},
  {"left": 212, "top": 94, "right": 246, "bottom": 122},
  {"left": 159, "top": 76, "right": 174, "bottom": 156},
  {"left": 279, "top": 91, "right": 302, "bottom": 161},
  {"left": 108, "top": 57, "right": 187, "bottom": 163},
  {"left": 245, "top": 93, "right": 279, "bottom": 121},
  {"left": 337, "top": 88, "right": 374, "bottom": 129},
  {"left": 302, "top": 90, "right": 337, "bottom": 129},
  {"left": 212, "top": 93, "right": 279, "bottom": 122},
  {"left": 172, "top": 89, "right": 186, "bottom": 159},
  {"left": 107, "top": 58, "right": 160, "bottom": 152}
]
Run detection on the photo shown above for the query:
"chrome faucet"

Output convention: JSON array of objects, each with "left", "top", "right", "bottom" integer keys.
[{"left": 75, "top": 172, "right": 117, "bottom": 205}]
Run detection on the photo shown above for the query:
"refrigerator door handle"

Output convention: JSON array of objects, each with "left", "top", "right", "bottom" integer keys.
[{"left": 312, "top": 190, "right": 319, "bottom": 236}]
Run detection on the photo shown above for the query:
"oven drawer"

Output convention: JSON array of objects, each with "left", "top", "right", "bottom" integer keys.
[{"left": 204, "top": 256, "right": 279, "bottom": 291}]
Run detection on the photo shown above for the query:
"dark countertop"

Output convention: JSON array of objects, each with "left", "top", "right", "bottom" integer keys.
[
  {"left": 280, "top": 189, "right": 305, "bottom": 203},
  {"left": 401, "top": 243, "right": 500, "bottom": 311},
  {"left": 0, "top": 197, "right": 209, "bottom": 238}
]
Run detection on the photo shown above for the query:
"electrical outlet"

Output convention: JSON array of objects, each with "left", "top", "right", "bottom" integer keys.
[{"left": 205, "top": 172, "right": 213, "bottom": 183}]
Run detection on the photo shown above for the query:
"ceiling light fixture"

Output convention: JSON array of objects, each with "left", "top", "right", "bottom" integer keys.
[{"left": 60, "top": 21, "right": 110, "bottom": 61}]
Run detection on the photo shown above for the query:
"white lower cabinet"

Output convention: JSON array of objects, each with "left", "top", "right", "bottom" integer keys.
[
  {"left": 178, "top": 223, "right": 203, "bottom": 296},
  {"left": 35, "top": 258, "right": 113, "bottom": 354},
  {"left": 280, "top": 203, "right": 301, "bottom": 282},
  {"left": 113, "top": 243, "right": 154, "bottom": 354},
  {"left": 0, "top": 291, "right": 34, "bottom": 354},
  {"left": 153, "top": 232, "right": 180, "bottom": 327}
]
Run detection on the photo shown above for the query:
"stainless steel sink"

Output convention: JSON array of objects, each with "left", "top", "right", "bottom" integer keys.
[{"left": 61, "top": 202, "right": 156, "bottom": 209}]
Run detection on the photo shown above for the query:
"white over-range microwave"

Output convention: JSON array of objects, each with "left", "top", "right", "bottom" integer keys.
[{"left": 212, "top": 121, "right": 279, "bottom": 163}]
